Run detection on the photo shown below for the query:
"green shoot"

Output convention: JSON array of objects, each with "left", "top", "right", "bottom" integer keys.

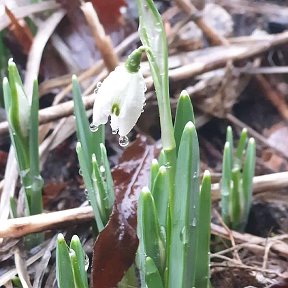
[
  {"left": 72, "top": 76, "right": 114, "bottom": 231},
  {"left": 220, "top": 126, "right": 256, "bottom": 231},
  {"left": 56, "top": 234, "right": 88, "bottom": 288},
  {"left": 3, "top": 60, "right": 43, "bottom": 246}
]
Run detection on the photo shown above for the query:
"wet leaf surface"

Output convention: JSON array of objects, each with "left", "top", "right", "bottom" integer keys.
[{"left": 91, "top": 136, "right": 155, "bottom": 288}]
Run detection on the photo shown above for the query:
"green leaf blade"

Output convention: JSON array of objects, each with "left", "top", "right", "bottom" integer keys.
[
  {"left": 152, "top": 165, "right": 169, "bottom": 228},
  {"left": 195, "top": 170, "right": 211, "bottom": 288},
  {"left": 242, "top": 138, "right": 256, "bottom": 226},
  {"left": 70, "top": 235, "right": 89, "bottom": 288},
  {"left": 145, "top": 257, "right": 164, "bottom": 288},
  {"left": 137, "top": 187, "right": 165, "bottom": 283},
  {"left": 221, "top": 142, "right": 232, "bottom": 226},
  {"left": 174, "top": 90, "right": 195, "bottom": 154},
  {"left": 56, "top": 234, "right": 75, "bottom": 288},
  {"left": 169, "top": 121, "right": 199, "bottom": 288}
]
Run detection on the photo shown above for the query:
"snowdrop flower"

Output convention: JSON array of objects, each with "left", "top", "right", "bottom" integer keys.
[{"left": 91, "top": 47, "right": 147, "bottom": 146}]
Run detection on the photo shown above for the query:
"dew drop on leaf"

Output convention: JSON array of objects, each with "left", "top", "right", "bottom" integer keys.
[{"left": 90, "top": 123, "right": 99, "bottom": 132}]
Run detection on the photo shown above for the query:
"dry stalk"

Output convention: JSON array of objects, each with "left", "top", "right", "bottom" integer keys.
[
  {"left": 210, "top": 262, "right": 283, "bottom": 278},
  {"left": 81, "top": 2, "right": 118, "bottom": 72},
  {"left": 14, "top": 247, "right": 33, "bottom": 288},
  {"left": 173, "top": 0, "right": 228, "bottom": 46},
  {"left": 0, "top": 206, "right": 93, "bottom": 239},
  {"left": 256, "top": 74, "right": 288, "bottom": 120},
  {"left": 1, "top": 32, "right": 288, "bottom": 135},
  {"left": 213, "top": 209, "right": 242, "bottom": 263},
  {"left": 211, "top": 223, "right": 288, "bottom": 259},
  {"left": 262, "top": 235, "right": 288, "bottom": 271},
  {"left": 1, "top": 206, "right": 288, "bottom": 263},
  {"left": 24, "top": 10, "right": 66, "bottom": 97}
]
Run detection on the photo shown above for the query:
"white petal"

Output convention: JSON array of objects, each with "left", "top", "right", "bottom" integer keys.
[
  {"left": 16, "top": 83, "right": 30, "bottom": 137},
  {"left": 92, "top": 64, "right": 146, "bottom": 137},
  {"left": 92, "top": 66, "right": 128, "bottom": 127},
  {"left": 118, "top": 71, "right": 146, "bottom": 136},
  {"left": 110, "top": 114, "right": 119, "bottom": 133}
]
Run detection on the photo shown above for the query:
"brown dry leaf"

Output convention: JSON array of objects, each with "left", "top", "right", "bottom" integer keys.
[
  {"left": 91, "top": 0, "right": 126, "bottom": 32},
  {"left": 5, "top": 6, "right": 33, "bottom": 55},
  {"left": 91, "top": 136, "right": 155, "bottom": 288},
  {"left": 42, "top": 182, "right": 66, "bottom": 205}
]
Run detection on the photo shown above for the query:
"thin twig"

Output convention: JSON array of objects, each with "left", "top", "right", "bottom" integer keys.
[
  {"left": 173, "top": 0, "right": 228, "bottom": 45},
  {"left": 14, "top": 247, "right": 33, "bottom": 288},
  {"left": 213, "top": 209, "right": 242, "bottom": 263},
  {"left": 262, "top": 235, "right": 288, "bottom": 271},
  {"left": 81, "top": 2, "right": 118, "bottom": 72},
  {"left": 211, "top": 223, "right": 288, "bottom": 259},
  {"left": 210, "top": 262, "right": 283, "bottom": 278},
  {"left": 0, "top": 206, "right": 93, "bottom": 239}
]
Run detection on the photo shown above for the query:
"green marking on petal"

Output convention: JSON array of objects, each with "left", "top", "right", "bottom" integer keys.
[{"left": 111, "top": 103, "right": 120, "bottom": 116}]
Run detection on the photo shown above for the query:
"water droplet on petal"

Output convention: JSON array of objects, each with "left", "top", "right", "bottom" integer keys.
[
  {"left": 94, "top": 82, "right": 102, "bottom": 94},
  {"left": 112, "top": 128, "right": 119, "bottom": 135},
  {"left": 79, "top": 169, "right": 83, "bottom": 176},
  {"left": 90, "top": 123, "right": 98, "bottom": 132},
  {"left": 84, "top": 254, "right": 89, "bottom": 271},
  {"left": 119, "top": 136, "right": 129, "bottom": 147}
]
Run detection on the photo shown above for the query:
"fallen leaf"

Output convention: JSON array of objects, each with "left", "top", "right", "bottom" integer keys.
[
  {"left": 42, "top": 181, "right": 66, "bottom": 205},
  {"left": 91, "top": 0, "right": 127, "bottom": 32},
  {"left": 91, "top": 135, "right": 155, "bottom": 288}
]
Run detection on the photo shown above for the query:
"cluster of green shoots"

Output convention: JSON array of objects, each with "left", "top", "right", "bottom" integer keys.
[
  {"left": 220, "top": 126, "right": 256, "bottom": 231},
  {"left": 3, "top": 60, "right": 43, "bottom": 247},
  {"left": 1, "top": 0, "right": 257, "bottom": 287}
]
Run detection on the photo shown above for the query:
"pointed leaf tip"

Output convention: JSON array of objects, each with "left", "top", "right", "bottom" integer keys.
[
  {"left": 71, "top": 235, "right": 80, "bottom": 242},
  {"left": 3, "top": 77, "right": 8, "bottom": 85},
  {"left": 184, "top": 121, "right": 194, "bottom": 130},
  {"left": 224, "top": 142, "right": 230, "bottom": 149},
  {"left": 179, "top": 90, "right": 189, "bottom": 98},
  {"left": 158, "top": 166, "right": 166, "bottom": 174},
  {"left": 249, "top": 137, "right": 255, "bottom": 145},
  {"left": 203, "top": 170, "right": 210, "bottom": 178},
  {"left": 141, "top": 186, "right": 151, "bottom": 195},
  {"left": 8, "top": 58, "right": 14, "bottom": 66},
  {"left": 57, "top": 233, "right": 65, "bottom": 242}
]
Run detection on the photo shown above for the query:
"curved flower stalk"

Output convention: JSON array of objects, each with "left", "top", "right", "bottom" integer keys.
[{"left": 91, "top": 47, "right": 147, "bottom": 146}]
